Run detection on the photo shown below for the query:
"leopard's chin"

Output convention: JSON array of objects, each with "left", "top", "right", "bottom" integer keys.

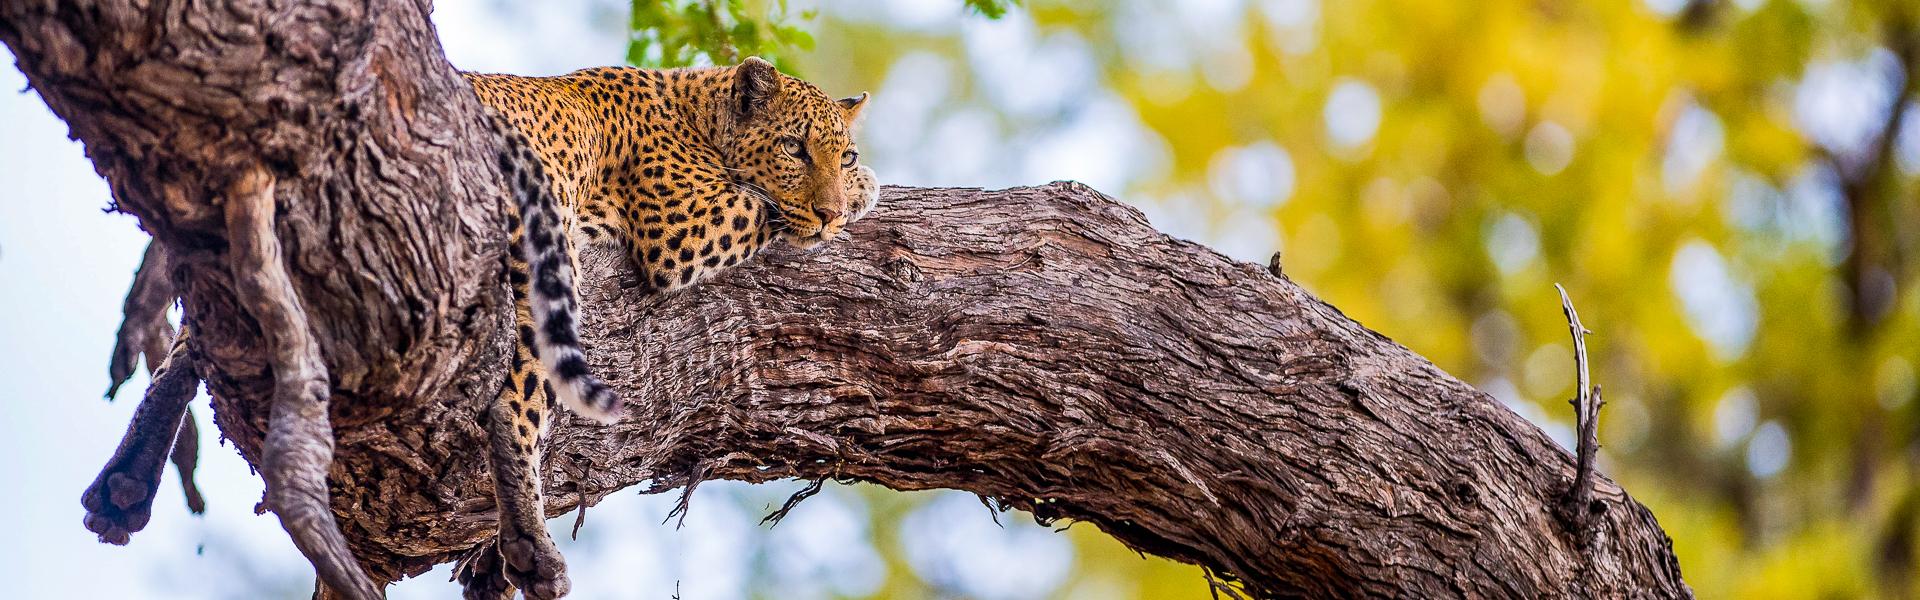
[
  {"left": 781, "top": 229, "right": 826, "bottom": 249},
  {"left": 782, "top": 225, "right": 846, "bottom": 250}
]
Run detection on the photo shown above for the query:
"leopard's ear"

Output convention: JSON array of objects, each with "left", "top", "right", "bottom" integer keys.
[
  {"left": 734, "top": 56, "right": 780, "bottom": 121},
  {"left": 837, "top": 92, "right": 869, "bottom": 121}
]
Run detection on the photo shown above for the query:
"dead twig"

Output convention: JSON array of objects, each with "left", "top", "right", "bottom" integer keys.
[
  {"left": 1555, "top": 283, "right": 1607, "bottom": 539},
  {"left": 759, "top": 478, "right": 825, "bottom": 527}
]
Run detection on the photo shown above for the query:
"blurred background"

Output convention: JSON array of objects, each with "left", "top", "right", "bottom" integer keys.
[{"left": 4, "top": 0, "right": 1918, "bottom": 597}]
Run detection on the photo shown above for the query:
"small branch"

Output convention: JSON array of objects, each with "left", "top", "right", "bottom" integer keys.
[
  {"left": 1555, "top": 284, "right": 1606, "bottom": 537},
  {"left": 1203, "top": 567, "right": 1251, "bottom": 600},
  {"left": 977, "top": 494, "right": 1005, "bottom": 527},
  {"left": 759, "top": 478, "right": 825, "bottom": 527},
  {"left": 1825, "top": 11, "right": 1915, "bottom": 335},
  {"left": 663, "top": 468, "right": 706, "bottom": 529},
  {"left": 222, "top": 167, "right": 381, "bottom": 600}
]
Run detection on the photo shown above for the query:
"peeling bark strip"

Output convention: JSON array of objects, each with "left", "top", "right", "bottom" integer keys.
[
  {"left": 2, "top": 1, "right": 1691, "bottom": 597},
  {"left": 222, "top": 167, "right": 381, "bottom": 600}
]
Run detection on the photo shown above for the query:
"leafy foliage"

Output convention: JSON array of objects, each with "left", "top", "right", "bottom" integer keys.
[
  {"left": 625, "top": 0, "right": 1021, "bottom": 69},
  {"left": 627, "top": 0, "right": 817, "bottom": 69},
  {"left": 964, "top": 0, "right": 1019, "bottom": 19}
]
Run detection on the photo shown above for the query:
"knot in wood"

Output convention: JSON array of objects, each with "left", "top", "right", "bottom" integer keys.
[
  {"left": 1451, "top": 480, "right": 1478, "bottom": 504},
  {"left": 884, "top": 255, "right": 924, "bottom": 285}
]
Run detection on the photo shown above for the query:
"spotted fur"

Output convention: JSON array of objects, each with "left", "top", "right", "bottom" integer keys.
[{"left": 460, "top": 57, "right": 876, "bottom": 599}]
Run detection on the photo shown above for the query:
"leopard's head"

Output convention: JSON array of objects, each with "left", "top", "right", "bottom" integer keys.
[{"left": 719, "top": 57, "right": 877, "bottom": 249}]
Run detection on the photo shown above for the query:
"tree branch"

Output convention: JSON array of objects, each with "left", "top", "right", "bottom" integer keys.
[
  {"left": 523, "top": 185, "right": 1687, "bottom": 597},
  {"left": 3, "top": 1, "right": 1692, "bottom": 597}
]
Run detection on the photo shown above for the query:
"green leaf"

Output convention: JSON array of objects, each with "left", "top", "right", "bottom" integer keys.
[{"left": 963, "top": 0, "right": 1017, "bottom": 19}]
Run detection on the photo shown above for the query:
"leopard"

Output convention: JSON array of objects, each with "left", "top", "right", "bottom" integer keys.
[
  {"left": 454, "top": 57, "right": 877, "bottom": 599},
  {"left": 78, "top": 56, "right": 872, "bottom": 600}
]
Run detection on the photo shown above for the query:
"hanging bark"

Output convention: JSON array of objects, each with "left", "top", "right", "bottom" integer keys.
[{"left": 1, "top": 0, "right": 1691, "bottom": 597}]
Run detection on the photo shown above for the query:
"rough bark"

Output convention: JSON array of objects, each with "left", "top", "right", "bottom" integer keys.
[{"left": 2, "top": 0, "right": 1692, "bottom": 597}]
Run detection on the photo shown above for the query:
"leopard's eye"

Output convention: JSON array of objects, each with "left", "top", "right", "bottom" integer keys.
[
  {"left": 841, "top": 149, "right": 858, "bottom": 168},
  {"left": 780, "top": 137, "right": 807, "bottom": 161}
]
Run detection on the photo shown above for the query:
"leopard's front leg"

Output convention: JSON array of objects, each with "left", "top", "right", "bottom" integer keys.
[{"left": 83, "top": 326, "right": 198, "bottom": 544}]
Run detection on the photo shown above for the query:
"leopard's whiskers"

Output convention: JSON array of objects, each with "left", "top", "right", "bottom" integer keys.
[{"left": 732, "top": 179, "right": 791, "bottom": 233}]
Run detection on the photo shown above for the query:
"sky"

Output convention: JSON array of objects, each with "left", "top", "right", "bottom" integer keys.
[{"left": 0, "top": 2, "right": 1082, "bottom": 598}]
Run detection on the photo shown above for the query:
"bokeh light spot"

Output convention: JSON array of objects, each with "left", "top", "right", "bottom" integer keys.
[
  {"left": 1524, "top": 121, "right": 1575, "bottom": 175},
  {"left": 1325, "top": 78, "right": 1383, "bottom": 150}
]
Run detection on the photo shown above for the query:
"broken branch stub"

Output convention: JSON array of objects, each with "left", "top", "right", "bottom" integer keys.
[{"left": 1555, "top": 283, "right": 1609, "bottom": 539}]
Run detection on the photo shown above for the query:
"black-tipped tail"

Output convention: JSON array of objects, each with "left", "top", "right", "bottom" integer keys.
[{"left": 486, "top": 110, "right": 623, "bottom": 424}]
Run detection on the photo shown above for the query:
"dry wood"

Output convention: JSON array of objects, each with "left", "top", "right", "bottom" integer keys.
[
  {"left": 1556, "top": 284, "right": 1606, "bottom": 540},
  {"left": 2, "top": 1, "right": 1692, "bottom": 597},
  {"left": 221, "top": 166, "right": 381, "bottom": 600}
]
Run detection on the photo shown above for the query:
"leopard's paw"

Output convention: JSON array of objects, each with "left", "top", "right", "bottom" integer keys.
[
  {"left": 81, "top": 468, "right": 161, "bottom": 545},
  {"left": 497, "top": 528, "right": 570, "bottom": 600}
]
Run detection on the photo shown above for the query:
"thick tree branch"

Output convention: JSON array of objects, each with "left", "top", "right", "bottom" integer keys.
[
  {"left": 3, "top": 1, "right": 1691, "bottom": 597},
  {"left": 542, "top": 184, "right": 1690, "bottom": 598}
]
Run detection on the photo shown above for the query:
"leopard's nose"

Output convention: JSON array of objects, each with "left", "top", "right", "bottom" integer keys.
[{"left": 815, "top": 208, "right": 842, "bottom": 226}]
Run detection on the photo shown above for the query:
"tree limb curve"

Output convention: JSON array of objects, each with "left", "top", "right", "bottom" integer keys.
[{"left": 0, "top": 0, "right": 1691, "bottom": 596}]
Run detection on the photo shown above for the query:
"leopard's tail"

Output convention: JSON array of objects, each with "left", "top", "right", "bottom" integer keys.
[{"left": 490, "top": 114, "right": 623, "bottom": 423}]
